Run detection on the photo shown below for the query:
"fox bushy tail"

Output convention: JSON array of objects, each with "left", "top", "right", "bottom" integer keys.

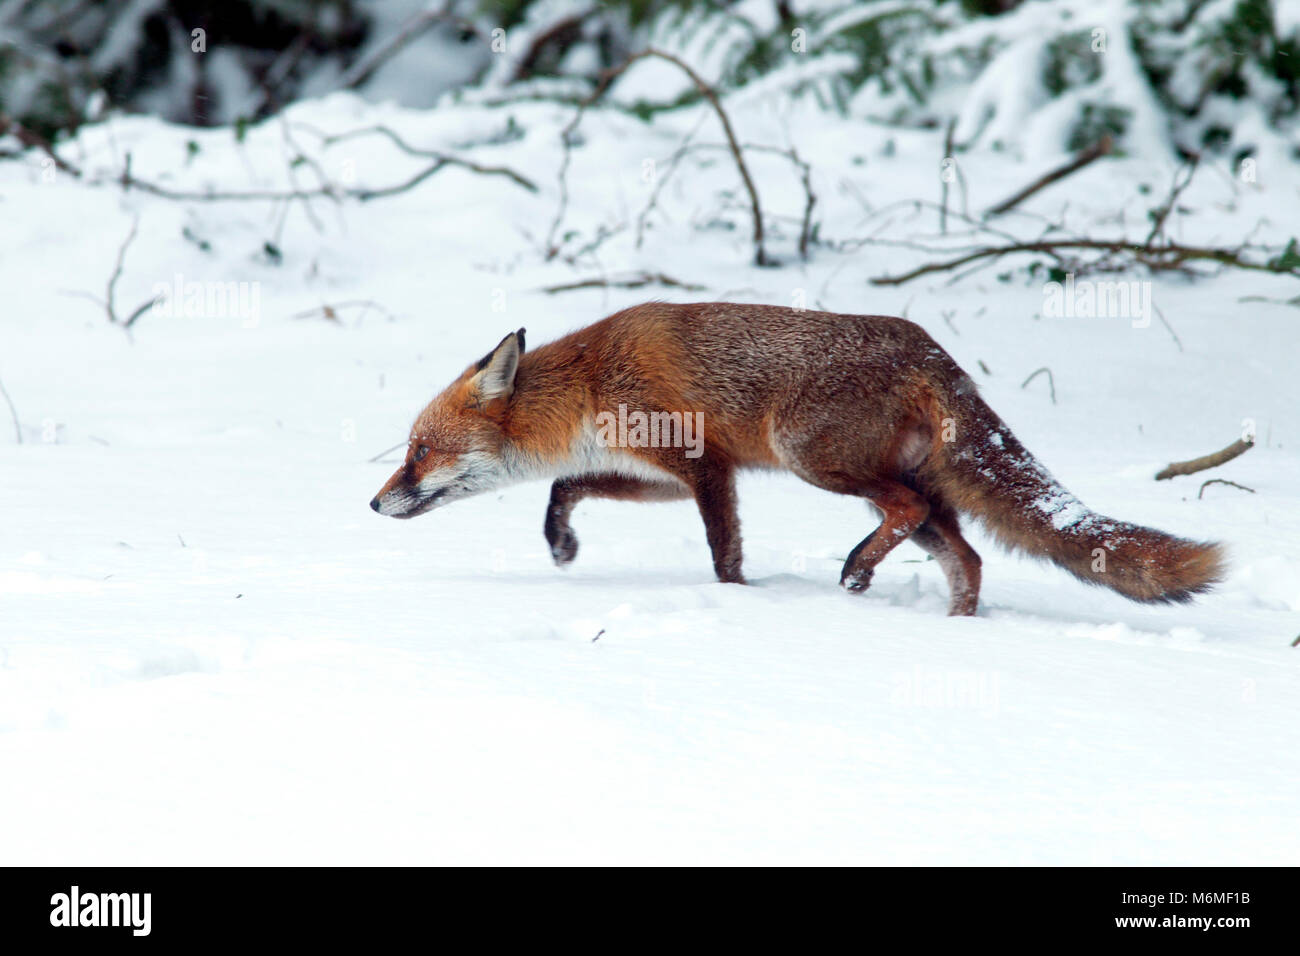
[{"left": 920, "top": 383, "right": 1225, "bottom": 604}]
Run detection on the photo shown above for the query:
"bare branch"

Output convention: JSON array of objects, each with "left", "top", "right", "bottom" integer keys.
[
  {"left": 939, "top": 117, "right": 956, "bottom": 235},
  {"left": 1198, "top": 478, "right": 1255, "bottom": 499},
  {"left": 341, "top": 4, "right": 480, "bottom": 91},
  {"left": 870, "top": 238, "right": 1297, "bottom": 286},
  {"left": 985, "top": 136, "right": 1112, "bottom": 218},
  {"left": 104, "top": 215, "right": 161, "bottom": 329},
  {"left": 0, "top": 112, "right": 82, "bottom": 178},
  {"left": 512, "top": 11, "right": 594, "bottom": 82},
  {"left": 548, "top": 48, "right": 768, "bottom": 266},
  {"left": 4, "top": 122, "right": 534, "bottom": 204},
  {"left": 1020, "top": 367, "right": 1056, "bottom": 404},
  {"left": 1144, "top": 156, "right": 1199, "bottom": 247},
  {"left": 636, "top": 139, "right": 814, "bottom": 259},
  {"left": 1151, "top": 301, "right": 1184, "bottom": 352},
  {"left": 312, "top": 124, "right": 538, "bottom": 193},
  {"left": 539, "top": 271, "right": 706, "bottom": 294},
  {"left": 1155, "top": 436, "right": 1255, "bottom": 481}
]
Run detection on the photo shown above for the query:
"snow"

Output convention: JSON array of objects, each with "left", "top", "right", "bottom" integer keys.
[{"left": 1, "top": 87, "right": 1299, "bottom": 865}]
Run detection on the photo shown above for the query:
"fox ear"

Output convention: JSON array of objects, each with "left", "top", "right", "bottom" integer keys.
[{"left": 469, "top": 329, "right": 524, "bottom": 404}]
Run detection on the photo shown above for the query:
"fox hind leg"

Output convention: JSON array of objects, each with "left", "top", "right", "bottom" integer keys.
[
  {"left": 839, "top": 482, "right": 930, "bottom": 593},
  {"left": 796, "top": 471, "right": 931, "bottom": 595},
  {"left": 910, "top": 501, "right": 982, "bottom": 616}
]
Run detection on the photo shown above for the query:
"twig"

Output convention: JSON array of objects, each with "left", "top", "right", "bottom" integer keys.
[
  {"left": 985, "top": 136, "right": 1112, "bottom": 218},
  {"left": 1150, "top": 301, "right": 1184, "bottom": 352},
  {"left": 251, "top": 33, "right": 311, "bottom": 119},
  {"left": 293, "top": 300, "right": 396, "bottom": 324},
  {"left": 0, "top": 376, "right": 21, "bottom": 444},
  {"left": 1155, "top": 436, "right": 1255, "bottom": 480},
  {"left": 7, "top": 121, "right": 535, "bottom": 203},
  {"left": 539, "top": 271, "right": 706, "bottom": 294},
  {"left": 635, "top": 117, "right": 706, "bottom": 250},
  {"left": 312, "top": 124, "right": 537, "bottom": 192},
  {"left": 368, "top": 442, "right": 406, "bottom": 463},
  {"left": 0, "top": 112, "right": 82, "bottom": 178},
  {"left": 1020, "top": 367, "right": 1056, "bottom": 404},
  {"left": 1144, "top": 157, "right": 1199, "bottom": 248},
  {"left": 547, "top": 48, "right": 768, "bottom": 266},
  {"left": 279, "top": 118, "right": 332, "bottom": 234},
  {"left": 512, "top": 11, "right": 594, "bottom": 82},
  {"left": 104, "top": 215, "right": 160, "bottom": 328},
  {"left": 118, "top": 151, "right": 535, "bottom": 201},
  {"left": 559, "top": 222, "right": 626, "bottom": 267},
  {"left": 939, "top": 117, "right": 956, "bottom": 235},
  {"left": 636, "top": 140, "right": 814, "bottom": 259},
  {"left": 789, "top": 143, "right": 816, "bottom": 261},
  {"left": 1197, "top": 478, "right": 1255, "bottom": 499},
  {"left": 340, "top": 3, "right": 480, "bottom": 90}
]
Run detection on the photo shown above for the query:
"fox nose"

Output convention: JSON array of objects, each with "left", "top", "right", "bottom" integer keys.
[{"left": 369, "top": 497, "right": 382, "bottom": 512}]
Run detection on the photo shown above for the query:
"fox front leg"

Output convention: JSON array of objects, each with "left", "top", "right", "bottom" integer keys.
[
  {"left": 687, "top": 459, "right": 746, "bottom": 585},
  {"left": 544, "top": 474, "right": 691, "bottom": 567},
  {"left": 544, "top": 479, "right": 582, "bottom": 565}
]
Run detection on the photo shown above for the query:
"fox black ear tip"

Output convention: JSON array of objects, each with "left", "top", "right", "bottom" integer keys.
[{"left": 516, "top": 327, "right": 526, "bottom": 350}]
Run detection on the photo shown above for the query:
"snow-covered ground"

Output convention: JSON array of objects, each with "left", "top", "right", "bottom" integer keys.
[{"left": 2, "top": 87, "right": 1298, "bottom": 864}]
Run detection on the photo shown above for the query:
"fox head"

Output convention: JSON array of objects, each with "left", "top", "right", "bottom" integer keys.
[{"left": 370, "top": 329, "right": 526, "bottom": 519}]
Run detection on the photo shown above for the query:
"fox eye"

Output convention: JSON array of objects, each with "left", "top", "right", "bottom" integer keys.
[{"left": 414, "top": 445, "right": 430, "bottom": 462}]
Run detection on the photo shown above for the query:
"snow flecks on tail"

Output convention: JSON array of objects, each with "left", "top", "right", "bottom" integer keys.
[{"left": 926, "top": 391, "right": 1226, "bottom": 605}]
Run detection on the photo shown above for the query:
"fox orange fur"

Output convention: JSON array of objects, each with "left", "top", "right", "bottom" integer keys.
[{"left": 371, "top": 302, "right": 1224, "bottom": 615}]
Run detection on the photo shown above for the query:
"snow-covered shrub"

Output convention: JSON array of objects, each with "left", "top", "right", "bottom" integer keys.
[{"left": 2, "top": 0, "right": 1297, "bottom": 164}]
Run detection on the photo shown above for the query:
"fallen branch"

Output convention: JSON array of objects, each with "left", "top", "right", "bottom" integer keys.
[
  {"left": 2, "top": 122, "right": 535, "bottom": 203},
  {"left": 539, "top": 271, "right": 706, "bottom": 294},
  {"left": 0, "top": 376, "right": 21, "bottom": 444},
  {"left": 870, "top": 238, "right": 1297, "bottom": 286},
  {"left": 547, "top": 47, "right": 768, "bottom": 266},
  {"left": 1198, "top": 478, "right": 1255, "bottom": 499},
  {"left": 985, "top": 136, "right": 1112, "bottom": 218},
  {"left": 118, "top": 151, "right": 535, "bottom": 201},
  {"left": 1155, "top": 436, "right": 1255, "bottom": 481},
  {"left": 311, "top": 124, "right": 538, "bottom": 193}
]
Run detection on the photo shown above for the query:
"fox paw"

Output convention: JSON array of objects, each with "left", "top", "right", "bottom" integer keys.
[
  {"left": 548, "top": 527, "right": 579, "bottom": 566},
  {"left": 840, "top": 568, "right": 873, "bottom": 593}
]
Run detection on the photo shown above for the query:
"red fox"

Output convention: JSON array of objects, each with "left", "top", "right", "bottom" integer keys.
[{"left": 371, "top": 302, "right": 1224, "bottom": 615}]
